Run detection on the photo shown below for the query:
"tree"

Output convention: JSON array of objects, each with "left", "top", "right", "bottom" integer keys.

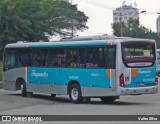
[
  {"left": 112, "top": 21, "right": 127, "bottom": 37},
  {"left": 0, "top": 0, "right": 88, "bottom": 60},
  {"left": 0, "top": 0, "right": 88, "bottom": 43},
  {"left": 112, "top": 19, "right": 160, "bottom": 47}
]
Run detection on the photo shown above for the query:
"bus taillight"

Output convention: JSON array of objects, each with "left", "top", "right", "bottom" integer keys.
[
  {"left": 156, "top": 72, "right": 158, "bottom": 84},
  {"left": 119, "top": 73, "right": 125, "bottom": 87}
]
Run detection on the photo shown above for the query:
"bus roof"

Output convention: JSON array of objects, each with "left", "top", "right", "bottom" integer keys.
[{"left": 5, "top": 36, "right": 155, "bottom": 48}]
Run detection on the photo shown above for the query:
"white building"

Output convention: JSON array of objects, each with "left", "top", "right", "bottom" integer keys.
[
  {"left": 157, "top": 16, "right": 160, "bottom": 35},
  {"left": 113, "top": 4, "right": 139, "bottom": 25}
]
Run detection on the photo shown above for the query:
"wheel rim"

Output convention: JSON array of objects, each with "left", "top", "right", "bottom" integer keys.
[{"left": 71, "top": 88, "right": 78, "bottom": 100}]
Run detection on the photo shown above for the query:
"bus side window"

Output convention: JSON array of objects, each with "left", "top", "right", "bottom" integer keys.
[
  {"left": 4, "top": 49, "right": 16, "bottom": 70},
  {"left": 86, "top": 47, "right": 106, "bottom": 68},
  {"left": 97, "top": 47, "right": 106, "bottom": 68},
  {"left": 67, "top": 48, "right": 85, "bottom": 68},
  {"left": 32, "top": 50, "right": 39, "bottom": 66},
  {"left": 86, "top": 47, "right": 98, "bottom": 68},
  {"left": 31, "top": 49, "right": 48, "bottom": 67},
  {"left": 17, "top": 48, "right": 31, "bottom": 67},
  {"left": 107, "top": 46, "right": 116, "bottom": 69},
  {"left": 48, "top": 48, "right": 65, "bottom": 67},
  {"left": 48, "top": 49, "right": 54, "bottom": 66}
]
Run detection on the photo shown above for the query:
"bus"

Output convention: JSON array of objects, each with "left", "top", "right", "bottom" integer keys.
[
  {"left": 2, "top": 35, "right": 158, "bottom": 103},
  {"left": 157, "top": 49, "right": 160, "bottom": 76}
]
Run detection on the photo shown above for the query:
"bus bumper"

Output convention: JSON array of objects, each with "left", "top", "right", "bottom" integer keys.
[{"left": 117, "top": 85, "right": 158, "bottom": 95}]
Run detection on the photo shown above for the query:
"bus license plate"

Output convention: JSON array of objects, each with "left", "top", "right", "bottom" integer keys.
[{"left": 137, "top": 82, "right": 144, "bottom": 86}]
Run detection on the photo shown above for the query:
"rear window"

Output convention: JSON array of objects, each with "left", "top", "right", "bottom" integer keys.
[{"left": 122, "top": 42, "right": 156, "bottom": 67}]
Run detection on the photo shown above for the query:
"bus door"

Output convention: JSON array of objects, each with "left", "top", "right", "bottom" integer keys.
[
  {"left": 106, "top": 46, "right": 116, "bottom": 88},
  {"left": 3, "top": 49, "right": 17, "bottom": 90}
]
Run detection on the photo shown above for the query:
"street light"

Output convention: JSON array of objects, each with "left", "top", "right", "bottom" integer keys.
[
  {"left": 119, "top": 10, "right": 146, "bottom": 37},
  {"left": 131, "top": 10, "right": 146, "bottom": 20}
]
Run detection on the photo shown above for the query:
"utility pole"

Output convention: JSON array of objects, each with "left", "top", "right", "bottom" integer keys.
[
  {"left": 120, "top": 16, "right": 123, "bottom": 37},
  {"left": 70, "top": 0, "right": 74, "bottom": 37},
  {"left": 119, "top": 14, "right": 123, "bottom": 37}
]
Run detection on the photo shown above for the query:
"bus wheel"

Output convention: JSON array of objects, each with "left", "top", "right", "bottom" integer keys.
[
  {"left": 100, "top": 97, "right": 116, "bottom": 103},
  {"left": 21, "top": 83, "right": 27, "bottom": 97},
  {"left": 27, "top": 92, "right": 33, "bottom": 98},
  {"left": 51, "top": 94, "right": 56, "bottom": 99},
  {"left": 69, "top": 84, "right": 82, "bottom": 103}
]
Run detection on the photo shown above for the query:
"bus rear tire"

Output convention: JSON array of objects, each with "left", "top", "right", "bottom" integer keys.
[
  {"left": 69, "top": 84, "right": 82, "bottom": 103},
  {"left": 21, "top": 83, "right": 27, "bottom": 97},
  {"left": 27, "top": 92, "right": 33, "bottom": 98},
  {"left": 100, "top": 97, "right": 117, "bottom": 103}
]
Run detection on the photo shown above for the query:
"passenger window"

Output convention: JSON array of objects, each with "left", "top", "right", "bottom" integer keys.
[
  {"left": 17, "top": 49, "right": 31, "bottom": 67},
  {"left": 97, "top": 47, "right": 107, "bottom": 68},
  {"left": 86, "top": 47, "right": 98, "bottom": 68},
  {"left": 107, "top": 46, "right": 116, "bottom": 69},
  {"left": 48, "top": 48, "right": 66, "bottom": 67},
  {"left": 67, "top": 48, "right": 85, "bottom": 67},
  {"left": 31, "top": 49, "right": 48, "bottom": 66},
  {"left": 86, "top": 47, "right": 106, "bottom": 68}
]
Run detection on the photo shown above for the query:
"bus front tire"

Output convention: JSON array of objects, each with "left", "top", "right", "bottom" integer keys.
[
  {"left": 69, "top": 84, "right": 82, "bottom": 103},
  {"left": 21, "top": 83, "right": 27, "bottom": 97},
  {"left": 100, "top": 97, "right": 117, "bottom": 103}
]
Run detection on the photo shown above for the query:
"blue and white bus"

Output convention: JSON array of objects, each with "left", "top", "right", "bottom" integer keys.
[
  {"left": 2, "top": 36, "right": 158, "bottom": 103},
  {"left": 157, "top": 49, "right": 160, "bottom": 76}
]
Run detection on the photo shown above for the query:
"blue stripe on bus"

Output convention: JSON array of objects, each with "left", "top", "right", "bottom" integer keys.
[
  {"left": 26, "top": 68, "right": 111, "bottom": 88},
  {"left": 26, "top": 64, "right": 156, "bottom": 88},
  {"left": 27, "top": 42, "right": 108, "bottom": 48}
]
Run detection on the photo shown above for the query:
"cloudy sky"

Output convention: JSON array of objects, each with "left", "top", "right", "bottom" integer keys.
[{"left": 71, "top": 0, "right": 160, "bottom": 36}]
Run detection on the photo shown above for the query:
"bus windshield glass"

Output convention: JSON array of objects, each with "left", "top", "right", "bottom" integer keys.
[{"left": 122, "top": 42, "right": 155, "bottom": 66}]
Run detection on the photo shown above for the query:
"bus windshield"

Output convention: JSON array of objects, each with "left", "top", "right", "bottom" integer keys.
[{"left": 122, "top": 42, "right": 155, "bottom": 67}]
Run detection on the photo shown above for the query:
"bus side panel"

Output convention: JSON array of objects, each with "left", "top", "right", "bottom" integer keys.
[
  {"left": 26, "top": 83, "right": 67, "bottom": 95},
  {"left": 26, "top": 68, "right": 112, "bottom": 87},
  {"left": 26, "top": 67, "right": 115, "bottom": 96},
  {"left": 82, "top": 69, "right": 117, "bottom": 97},
  {"left": 26, "top": 67, "right": 70, "bottom": 94},
  {"left": 82, "top": 87, "right": 116, "bottom": 97}
]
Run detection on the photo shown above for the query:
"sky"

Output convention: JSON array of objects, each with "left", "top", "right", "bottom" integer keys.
[{"left": 69, "top": 0, "right": 160, "bottom": 36}]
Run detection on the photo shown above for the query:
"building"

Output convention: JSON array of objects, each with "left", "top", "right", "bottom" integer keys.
[
  {"left": 113, "top": 2, "right": 139, "bottom": 25},
  {"left": 157, "top": 16, "right": 160, "bottom": 35}
]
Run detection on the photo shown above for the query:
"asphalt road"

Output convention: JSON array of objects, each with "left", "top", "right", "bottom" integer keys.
[{"left": 0, "top": 80, "right": 160, "bottom": 124}]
